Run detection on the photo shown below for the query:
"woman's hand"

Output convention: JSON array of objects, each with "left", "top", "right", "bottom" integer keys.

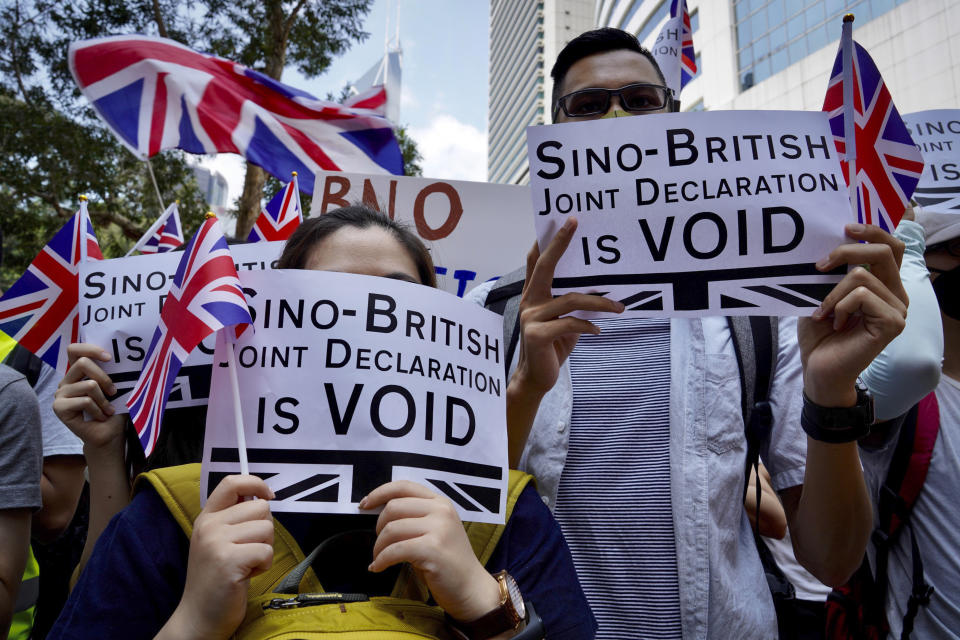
[
  {"left": 362, "top": 480, "right": 501, "bottom": 624},
  {"left": 160, "top": 475, "right": 275, "bottom": 640},
  {"left": 53, "top": 343, "right": 125, "bottom": 453}
]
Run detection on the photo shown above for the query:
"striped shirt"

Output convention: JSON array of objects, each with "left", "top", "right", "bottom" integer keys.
[{"left": 554, "top": 317, "right": 681, "bottom": 639}]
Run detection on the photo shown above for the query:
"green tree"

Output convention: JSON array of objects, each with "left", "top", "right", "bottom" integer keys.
[{"left": 0, "top": 0, "right": 375, "bottom": 287}]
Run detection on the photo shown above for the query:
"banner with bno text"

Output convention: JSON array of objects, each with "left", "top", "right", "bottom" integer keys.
[
  {"left": 903, "top": 110, "right": 960, "bottom": 215},
  {"left": 526, "top": 110, "right": 851, "bottom": 316},
  {"left": 201, "top": 270, "right": 508, "bottom": 524},
  {"left": 79, "top": 241, "right": 284, "bottom": 412},
  {"left": 310, "top": 171, "right": 536, "bottom": 297}
]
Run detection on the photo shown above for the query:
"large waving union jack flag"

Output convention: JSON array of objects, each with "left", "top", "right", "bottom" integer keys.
[
  {"left": 822, "top": 41, "right": 924, "bottom": 230},
  {"left": 0, "top": 202, "right": 103, "bottom": 371},
  {"left": 68, "top": 36, "right": 404, "bottom": 195},
  {"left": 127, "top": 216, "right": 251, "bottom": 456},
  {"left": 248, "top": 174, "right": 302, "bottom": 242},
  {"left": 131, "top": 202, "right": 185, "bottom": 254}
]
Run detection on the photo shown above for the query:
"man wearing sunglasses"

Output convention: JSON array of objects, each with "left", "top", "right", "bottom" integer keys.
[{"left": 471, "top": 27, "right": 913, "bottom": 639}]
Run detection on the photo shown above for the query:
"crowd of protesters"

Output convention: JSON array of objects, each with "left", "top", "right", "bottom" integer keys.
[{"left": 1, "top": 27, "right": 957, "bottom": 640}]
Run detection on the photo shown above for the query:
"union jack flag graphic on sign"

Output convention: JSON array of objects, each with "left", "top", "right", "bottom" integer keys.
[
  {"left": 248, "top": 174, "right": 302, "bottom": 243},
  {"left": 0, "top": 201, "right": 103, "bottom": 371},
  {"left": 822, "top": 40, "right": 924, "bottom": 230},
  {"left": 652, "top": 0, "right": 697, "bottom": 97},
  {"left": 130, "top": 202, "right": 184, "bottom": 254},
  {"left": 127, "top": 216, "right": 251, "bottom": 456},
  {"left": 68, "top": 36, "right": 403, "bottom": 195}
]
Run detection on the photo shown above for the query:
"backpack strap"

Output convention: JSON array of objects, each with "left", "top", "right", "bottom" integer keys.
[
  {"left": 726, "top": 316, "right": 777, "bottom": 506},
  {"left": 134, "top": 464, "right": 320, "bottom": 597},
  {"left": 3, "top": 343, "right": 44, "bottom": 388},
  {"left": 872, "top": 392, "right": 940, "bottom": 639},
  {"left": 463, "top": 470, "right": 534, "bottom": 566},
  {"left": 483, "top": 266, "right": 527, "bottom": 378},
  {"left": 726, "top": 316, "right": 789, "bottom": 601}
]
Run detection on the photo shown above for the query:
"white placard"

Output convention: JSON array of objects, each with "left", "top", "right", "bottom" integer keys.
[
  {"left": 903, "top": 110, "right": 960, "bottom": 215},
  {"left": 310, "top": 171, "right": 536, "bottom": 296},
  {"left": 78, "top": 242, "right": 284, "bottom": 412},
  {"left": 200, "top": 270, "right": 508, "bottom": 524},
  {"left": 526, "top": 110, "right": 852, "bottom": 316}
]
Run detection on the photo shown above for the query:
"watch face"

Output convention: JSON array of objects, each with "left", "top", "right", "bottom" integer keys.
[{"left": 504, "top": 573, "right": 525, "bottom": 620}]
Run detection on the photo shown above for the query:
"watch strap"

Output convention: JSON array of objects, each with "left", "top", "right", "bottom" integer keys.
[
  {"left": 800, "top": 387, "right": 874, "bottom": 443},
  {"left": 447, "top": 571, "right": 523, "bottom": 639}
]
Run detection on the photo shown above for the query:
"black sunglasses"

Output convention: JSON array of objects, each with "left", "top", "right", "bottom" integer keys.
[{"left": 553, "top": 83, "right": 672, "bottom": 119}]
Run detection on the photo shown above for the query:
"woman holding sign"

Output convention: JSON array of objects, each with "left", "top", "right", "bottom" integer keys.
[{"left": 50, "top": 207, "right": 594, "bottom": 640}]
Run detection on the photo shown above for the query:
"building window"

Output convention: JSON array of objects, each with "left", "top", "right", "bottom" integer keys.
[
  {"left": 735, "top": 0, "right": 904, "bottom": 93},
  {"left": 690, "top": 9, "right": 699, "bottom": 33},
  {"left": 686, "top": 99, "right": 705, "bottom": 111},
  {"left": 622, "top": 0, "right": 670, "bottom": 45}
]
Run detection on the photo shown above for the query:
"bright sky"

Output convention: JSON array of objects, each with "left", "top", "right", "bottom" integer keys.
[{"left": 198, "top": 0, "right": 490, "bottom": 207}]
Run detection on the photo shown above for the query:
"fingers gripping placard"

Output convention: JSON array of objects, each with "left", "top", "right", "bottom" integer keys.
[
  {"left": 526, "top": 110, "right": 852, "bottom": 316},
  {"left": 200, "top": 270, "right": 509, "bottom": 524}
]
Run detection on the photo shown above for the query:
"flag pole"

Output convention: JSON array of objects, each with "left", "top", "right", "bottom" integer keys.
[
  {"left": 78, "top": 195, "right": 89, "bottom": 263},
  {"left": 841, "top": 13, "right": 858, "bottom": 220},
  {"left": 225, "top": 335, "right": 250, "bottom": 476},
  {"left": 207, "top": 210, "right": 249, "bottom": 476},
  {"left": 145, "top": 158, "right": 167, "bottom": 212},
  {"left": 291, "top": 171, "right": 303, "bottom": 222}
]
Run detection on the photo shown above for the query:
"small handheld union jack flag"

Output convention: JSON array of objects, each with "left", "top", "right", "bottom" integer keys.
[
  {"left": 248, "top": 173, "right": 302, "bottom": 243},
  {"left": 653, "top": 0, "right": 697, "bottom": 97},
  {"left": 129, "top": 202, "right": 185, "bottom": 255},
  {"left": 127, "top": 214, "right": 252, "bottom": 456},
  {"left": 822, "top": 19, "right": 924, "bottom": 230},
  {"left": 0, "top": 199, "right": 103, "bottom": 371}
]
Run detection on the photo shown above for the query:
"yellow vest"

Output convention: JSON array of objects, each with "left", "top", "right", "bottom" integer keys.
[
  {"left": 136, "top": 464, "right": 533, "bottom": 639},
  {"left": 3, "top": 332, "right": 38, "bottom": 640},
  {"left": 8, "top": 545, "right": 38, "bottom": 640}
]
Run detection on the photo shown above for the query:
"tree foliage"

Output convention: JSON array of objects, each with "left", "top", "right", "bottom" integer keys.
[{"left": 0, "top": 0, "right": 377, "bottom": 287}]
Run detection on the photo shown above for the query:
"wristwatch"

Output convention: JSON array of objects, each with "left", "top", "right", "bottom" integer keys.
[
  {"left": 800, "top": 381, "right": 875, "bottom": 443},
  {"left": 449, "top": 571, "right": 525, "bottom": 639}
]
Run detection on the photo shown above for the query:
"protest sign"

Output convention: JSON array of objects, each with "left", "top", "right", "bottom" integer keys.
[
  {"left": 526, "top": 110, "right": 851, "bottom": 316},
  {"left": 200, "top": 269, "right": 508, "bottom": 524},
  {"left": 79, "top": 241, "right": 284, "bottom": 412},
  {"left": 903, "top": 110, "right": 960, "bottom": 215},
  {"left": 310, "top": 171, "right": 536, "bottom": 296}
]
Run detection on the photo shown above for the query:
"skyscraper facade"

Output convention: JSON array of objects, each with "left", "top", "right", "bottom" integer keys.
[{"left": 488, "top": 0, "right": 594, "bottom": 184}]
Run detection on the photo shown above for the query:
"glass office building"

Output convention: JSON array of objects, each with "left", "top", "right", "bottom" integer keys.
[{"left": 596, "top": 0, "right": 959, "bottom": 114}]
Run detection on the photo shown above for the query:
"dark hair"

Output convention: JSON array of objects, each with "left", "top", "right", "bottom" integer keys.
[
  {"left": 277, "top": 205, "right": 437, "bottom": 287},
  {"left": 550, "top": 27, "right": 668, "bottom": 120}
]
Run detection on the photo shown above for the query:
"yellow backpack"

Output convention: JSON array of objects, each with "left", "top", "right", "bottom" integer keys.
[{"left": 136, "top": 464, "right": 533, "bottom": 639}]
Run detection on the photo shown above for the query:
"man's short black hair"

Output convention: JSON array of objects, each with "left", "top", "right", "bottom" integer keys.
[{"left": 550, "top": 27, "right": 667, "bottom": 119}]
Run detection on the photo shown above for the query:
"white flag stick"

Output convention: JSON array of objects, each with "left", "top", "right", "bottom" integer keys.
[
  {"left": 145, "top": 158, "right": 166, "bottom": 212},
  {"left": 224, "top": 334, "right": 250, "bottom": 476},
  {"left": 841, "top": 14, "right": 858, "bottom": 220},
  {"left": 292, "top": 172, "right": 303, "bottom": 222},
  {"left": 78, "top": 196, "right": 90, "bottom": 263}
]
